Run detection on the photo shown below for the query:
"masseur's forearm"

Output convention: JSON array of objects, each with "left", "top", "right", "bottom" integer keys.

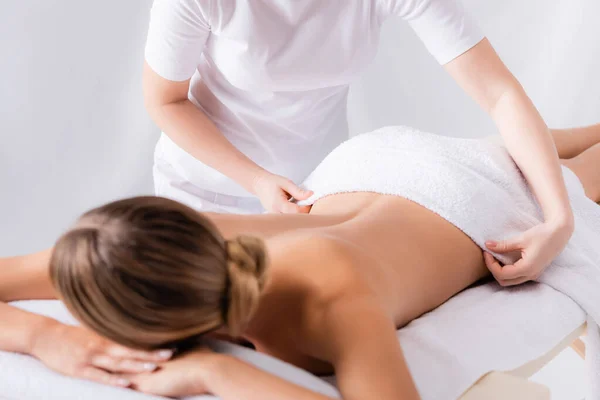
[
  {"left": 150, "top": 100, "right": 265, "bottom": 192},
  {"left": 201, "top": 356, "right": 334, "bottom": 400},
  {"left": 490, "top": 83, "right": 573, "bottom": 224},
  {"left": 445, "top": 39, "right": 573, "bottom": 226},
  {"left": 144, "top": 63, "right": 265, "bottom": 193}
]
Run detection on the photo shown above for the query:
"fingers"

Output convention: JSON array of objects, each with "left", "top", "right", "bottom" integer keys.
[
  {"left": 497, "top": 276, "right": 531, "bottom": 286},
  {"left": 276, "top": 179, "right": 314, "bottom": 213},
  {"left": 279, "top": 201, "right": 312, "bottom": 214},
  {"left": 281, "top": 180, "right": 313, "bottom": 201},
  {"left": 107, "top": 345, "right": 173, "bottom": 363},
  {"left": 91, "top": 354, "right": 157, "bottom": 374},
  {"left": 278, "top": 198, "right": 300, "bottom": 214},
  {"left": 90, "top": 345, "right": 173, "bottom": 373},
  {"left": 272, "top": 190, "right": 305, "bottom": 214},
  {"left": 483, "top": 252, "right": 530, "bottom": 286},
  {"left": 81, "top": 366, "right": 130, "bottom": 388},
  {"left": 485, "top": 236, "right": 523, "bottom": 254}
]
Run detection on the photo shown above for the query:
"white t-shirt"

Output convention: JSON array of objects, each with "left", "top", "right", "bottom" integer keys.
[{"left": 145, "top": 0, "right": 484, "bottom": 197}]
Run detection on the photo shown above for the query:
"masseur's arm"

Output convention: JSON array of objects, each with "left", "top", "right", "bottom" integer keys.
[
  {"left": 445, "top": 38, "right": 574, "bottom": 284},
  {"left": 143, "top": 64, "right": 311, "bottom": 213}
]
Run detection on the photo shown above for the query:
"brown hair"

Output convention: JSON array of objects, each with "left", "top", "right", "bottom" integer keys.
[{"left": 49, "top": 196, "right": 268, "bottom": 349}]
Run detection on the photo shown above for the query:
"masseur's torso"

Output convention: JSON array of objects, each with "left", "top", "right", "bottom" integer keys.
[
  {"left": 209, "top": 192, "right": 488, "bottom": 374},
  {"left": 146, "top": 0, "right": 483, "bottom": 197}
]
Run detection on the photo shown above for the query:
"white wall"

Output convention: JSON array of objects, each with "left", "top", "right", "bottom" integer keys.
[
  {"left": 0, "top": 1, "right": 159, "bottom": 255},
  {"left": 349, "top": 0, "right": 600, "bottom": 138},
  {"left": 1, "top": 0, "right": 599, "bottom": 259},
  {"left": 0, "top": 1, "right": 597, "bottom": 397}
]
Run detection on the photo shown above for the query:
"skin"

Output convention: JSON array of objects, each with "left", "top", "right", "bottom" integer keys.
[
  {"left": 145, "top": 38, "right": 575, "bottom": 284},
  {"left": 1, "top": 124, "right": 599, "bottom": 399},
  {"left": 444, "top": 39, "right": 574, "bottom": 284},
  {"left": 142, "top": 62, "right": 313, "bottom": 214}
]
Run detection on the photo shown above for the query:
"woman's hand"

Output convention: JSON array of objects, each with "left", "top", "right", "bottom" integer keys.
[
  {"left": 252, "top": 172, "right": 313, "bottom": 214},
  {"left": 30, "top": 319, "right": 173, "bottom": 388},
  {"left": 129, "top": 348, "right": 217, "bottom": 397},
  {"left": 484, "top": 218, "right": 574, "bottom": 286}
]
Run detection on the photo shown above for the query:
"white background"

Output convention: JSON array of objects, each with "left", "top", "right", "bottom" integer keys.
[{"left": 1, "top": 1, "right": 598, "bottom": 397}]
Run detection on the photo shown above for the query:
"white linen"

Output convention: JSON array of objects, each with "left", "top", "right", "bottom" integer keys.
[
  {"left": 2, "top": 283, "right": 584, "bottom": 400},
  {"left": 299, "top": 125, "right": 600, "bottom": 397},
  {"left": 1, "top": 301, "right": 340, "bottom": 400}
]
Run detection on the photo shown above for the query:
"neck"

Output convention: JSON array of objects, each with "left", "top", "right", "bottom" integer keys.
[
  {"left": 208, "top": 270, "right": 282, "bottom": 345},
  {"left": 242, "top": 267, "right": 298, "bottom": 344}
]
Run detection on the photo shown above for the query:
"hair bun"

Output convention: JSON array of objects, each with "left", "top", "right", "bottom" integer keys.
[{"left": 224, "top": 236, "right": 268, "bottom": 337}]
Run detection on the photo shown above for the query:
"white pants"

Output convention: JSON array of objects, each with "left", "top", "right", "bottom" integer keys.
[{"left": 153, "top": 149, "right": 265, "bottom": 215}]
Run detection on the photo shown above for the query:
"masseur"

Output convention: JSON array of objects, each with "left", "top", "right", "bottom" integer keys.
[{"left": 145, "top": 0, "right": 574, "bottom": 285}]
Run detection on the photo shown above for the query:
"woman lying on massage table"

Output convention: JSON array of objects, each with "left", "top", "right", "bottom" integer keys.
[{"left": 0, "top": 124, "right": 599, "bottom": 400}]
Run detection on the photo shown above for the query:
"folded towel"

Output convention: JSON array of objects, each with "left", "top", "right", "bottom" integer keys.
[{"left": 300, "top": 125, "right": 600, "bottom": 397}]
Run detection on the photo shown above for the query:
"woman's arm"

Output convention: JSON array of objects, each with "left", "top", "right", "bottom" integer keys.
[
  {"left": 130, "top": 349, "right": 336, "bottom": 400},
  {"left": 203, "top": 297, "right": 418, "bottom": 400},
  {"left": 143, "top": 64, "right": 311, "bottom": 213},
  {"left": 0, "top": 302, "right": 55, "bottom": 354},
  {"left": 0, "top": 249, "right": 54, "bottom": 301},
  {"left": 0, "top": 249, "right": 56, "bottom": 354},
  {"left": 0, "top": 251, "right": 173, "bottom": 386},
  {"left": 129, "top": 298, "right": 415, "bottom": 400},
  {"left": 444, "top": 38, "right": 574, "bottom": 284}
]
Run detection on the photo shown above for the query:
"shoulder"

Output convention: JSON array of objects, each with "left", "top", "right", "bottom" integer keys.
[
  {"left": 266, "top": 233, "right": 365, "bottom": 303},
  {"left": 265, "top": 233, "right": 382, "bottom": 353},
  {"left": 269, "top": 235, "right": 396, "bottom": 367}
]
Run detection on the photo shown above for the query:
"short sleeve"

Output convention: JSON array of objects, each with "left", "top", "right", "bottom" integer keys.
[
  {"left": 383, "top": 0, "right": 485, "bottom": 65},
  {"left": 144, "top": 0, "right": 211, "bottom": 82}
]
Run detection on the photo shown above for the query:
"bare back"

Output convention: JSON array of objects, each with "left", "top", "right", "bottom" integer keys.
[{"left": 238, "top": 192, "right": 489, "bottom": 374}]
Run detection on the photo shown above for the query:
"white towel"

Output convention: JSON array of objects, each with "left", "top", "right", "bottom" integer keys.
[{"left": 300, "top": 125, "right": 600, "bottom": 397}]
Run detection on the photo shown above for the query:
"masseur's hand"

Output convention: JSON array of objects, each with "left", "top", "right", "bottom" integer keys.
[
  {"left": 483, "top": 218, "right": 574, "bottom": 286},
  {"left": 252, "top": 171, "right": 313, "bottom": 214},
  {"left": 30, "top": 319, "right": 173, "bottom": 388}
]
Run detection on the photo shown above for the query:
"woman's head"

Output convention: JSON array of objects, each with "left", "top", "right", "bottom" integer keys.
[{"left": 49, "top": 196, "right": 269, "bottom": 349}]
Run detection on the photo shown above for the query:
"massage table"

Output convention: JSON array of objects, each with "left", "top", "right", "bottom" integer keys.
[
  {"left": 461, "top": 324, "right": 586, "bottom": 400},
  {"left": 0, "top": 281, "right": 586, "bottom": 400}
]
